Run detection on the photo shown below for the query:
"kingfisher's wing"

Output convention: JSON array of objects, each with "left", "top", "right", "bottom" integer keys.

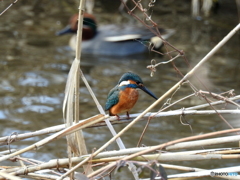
[{"left": 105, "top": 85, "right": 120, "bottom": 111}]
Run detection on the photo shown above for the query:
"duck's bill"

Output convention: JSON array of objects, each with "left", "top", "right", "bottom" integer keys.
[
  {"left": 56, "top": 25, "right": 75, "bottom": 36},
  {"left": 139, "top": 86, "right": 158, "bottom": 100}
]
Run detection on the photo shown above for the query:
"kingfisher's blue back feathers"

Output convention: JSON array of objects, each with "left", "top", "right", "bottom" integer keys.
[{"left": 105, "top": 85, "right": 119, "bottom": 111}]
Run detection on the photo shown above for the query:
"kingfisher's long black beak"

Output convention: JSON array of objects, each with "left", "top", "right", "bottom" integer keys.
[
  {"left": 56, "top": 25, "right": 76, "bottom": 36},
  {"left": 139, "top": 85, "right": 158, "bottom": 100}
]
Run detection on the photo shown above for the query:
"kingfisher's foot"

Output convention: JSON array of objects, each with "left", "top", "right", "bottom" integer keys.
[
  {"left": 126, "top": 112, "right": 130, "bottom": 119},
  {"left": 115, "top": 114, "right": 120, "bottom": 120}
]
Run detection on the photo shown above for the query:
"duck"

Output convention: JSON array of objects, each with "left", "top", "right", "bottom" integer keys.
[{"left": 57, "top": 13, "right": 175, "bottom": 56}]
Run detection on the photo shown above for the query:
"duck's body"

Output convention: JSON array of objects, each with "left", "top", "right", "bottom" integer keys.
[
  {"left": 69, "top": 25, "right": 155, "bottom": 56},
  {"left": 105, "top": 72, "right": 158, "bottom": 119},
  {"left": 57, "top": 14, "right": 175, "bottom": 56}
]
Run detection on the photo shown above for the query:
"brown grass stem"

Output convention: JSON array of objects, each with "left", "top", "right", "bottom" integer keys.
[
  {"left": 0, "top": 115, "right": 105, "bottom": 162},
  {"left": 87, "top": 128, "right": 240, "bottom": 178}
]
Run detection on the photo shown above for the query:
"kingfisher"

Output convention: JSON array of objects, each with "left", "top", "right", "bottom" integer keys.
[{"left": 105, "top": 72, "right": 158, "bottom": 120}]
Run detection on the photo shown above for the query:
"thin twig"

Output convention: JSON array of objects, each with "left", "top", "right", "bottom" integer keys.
[
  {"left": 0, "top": 0, "right": 19, "bottom": 16},
  {"left": 147, "top": 53, "right": 182, "bottom": 70}
]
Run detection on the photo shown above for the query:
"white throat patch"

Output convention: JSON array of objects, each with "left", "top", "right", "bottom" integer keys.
[{"left": 119, "top": 80, "right": 130, "bottom": 87}]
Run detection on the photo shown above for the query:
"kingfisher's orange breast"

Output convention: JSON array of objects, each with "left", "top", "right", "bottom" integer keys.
[{"left": 109, "top": 88, "right": 139, "bottom": 115}]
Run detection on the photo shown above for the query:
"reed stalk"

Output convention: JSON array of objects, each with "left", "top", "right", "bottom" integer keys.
[
  {"left": 0, "top": 114, "right": 105, "bottom": 162},
  {"left": 0, "top": 172, "right": 21, "bottom": 180},
  {"left": 1, "top": 108, "right": 240, "bottom": 145},
  {"left": 87, "top": 127, "right": 240, "bottom": 178},
  {"left": 3, "top": 132, "right": 240, "bottom": 178}
]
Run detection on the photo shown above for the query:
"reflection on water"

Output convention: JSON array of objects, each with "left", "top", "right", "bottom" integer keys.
[{"left": 0, "top": 0, "right": 239, "bottom": 178}]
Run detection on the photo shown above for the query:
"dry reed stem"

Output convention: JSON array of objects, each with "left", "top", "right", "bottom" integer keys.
[
  {"left": 91, "top": 154, "right": 240, "bottom": 163},
  {"left": 0, "top": 89, "right": 240, "bottom": 145},
  {"left": 62, "top": 0, "right": 89, "bottom": 176},
  {"left": 3, "top": 147, "right": 239, "bottom": 174},
  {"left": 93, "top": 147, "right": 240, "bottom": 159},
  {"left": 74, "top": 0, "right": 86, "bottom": 156},
  {"left": 0, "top": 114, "right": 105, "bottom": 162},
  {"left": 2, "top": 147, "right": 237, "bottom": 174},
  {"left": 2, "top": 145, "right": 239, "bottom": 178},
  {"left": 166, "top": 134, "right": 240, "bottom": 150},
  {"left": 0, "top": 172, "right": 21, "bottom": 180},
  {"left": 1, "top": 94, "right": 240, "bottom": 146},
  {"left": 142, "top": 162, "right": 205, "bottom": 173},
  {"left": 87, "top": 128, "right": 240, "bottom": 178},
  {"left": 22, "top": 173, "right": 60, "bottom": 180},
  {"left": 1, "top": 109, "right": 239, "bottom": 145},
  {"left": 180, "top": 94, "right": 240, "bottom": 111},
  {"left": 0, "top": 149, "right": 17, "bottom": 155}
]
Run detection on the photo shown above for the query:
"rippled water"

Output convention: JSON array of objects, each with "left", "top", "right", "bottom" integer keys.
[{"left": 0, "top": 1, "right": 239, "bottom": 178}]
